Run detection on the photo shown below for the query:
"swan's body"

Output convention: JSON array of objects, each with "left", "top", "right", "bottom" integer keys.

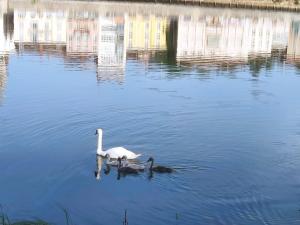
[
  {"left": 117, "top": 157, "right": 139, "bottom": 174},
  {"left": 122, "top": 156, "right": 145, "bottom": 171},
  {"left": 96, "top": 129, "right": 141, "bottom": 159},
  {"left": 101, "top": 147, "right": 141, "bottom": 160},
  {"left": 147, "top": 157, "right": 173, "bottom": 173},
  {"left": 105, "top": 154, "right": 119, "bottom": 167}
]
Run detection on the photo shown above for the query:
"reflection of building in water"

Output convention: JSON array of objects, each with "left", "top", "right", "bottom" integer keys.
[
  {"left": 96, "top": 14, "right": 127, "bottom": 83},
  {"left": 127, "top": 14, "right": 167, "bottom": 51},
  {"left": 0, "top": 56, "right": 8, "bottom": 103},
  {"left": 272, "top": 19, "right": 290, "bottom": 49},
  {"left": 176, "top": 15, "right": 278, "bottom": 65},
  {"left": 1, "top": 1, "right": 14, "bottom": 103},
  {"left": 67, "top": 11, "right": 98, "bottom": 55},
  {"left": 249, "top": 17, "right": 273, "bottom": 54},
  {"left": 14, "top": 9, "right": 67, "bottom": 46},
  {"left": 6, "top": 3, "right": 300, "bottom": 76},
  {"left": 287, "top": 21, "right": 300, "bottom": 60},
  {"left": 0, "top": 1, "right": 14, "bottom": 53}
]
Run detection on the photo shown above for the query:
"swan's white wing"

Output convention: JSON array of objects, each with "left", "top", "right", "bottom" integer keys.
[
  {"left": 105, "top": 147, "right": 141, "bottom": 159},
  {"left": 105, "top": 147, "right": 127, "bottom": 158}
]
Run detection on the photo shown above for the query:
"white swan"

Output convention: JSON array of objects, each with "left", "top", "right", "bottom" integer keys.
[{"left": 96, "top": 128, "right": 141, "bottom": 159}]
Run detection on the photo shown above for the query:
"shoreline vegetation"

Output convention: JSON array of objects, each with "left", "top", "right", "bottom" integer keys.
[
  {"left": 0, "top": 207, "right": 81, "bottom": 225},
  {"left": 0, "top": 207, "right": 69, "bottom": 225},
  {"left": 1, "top": 207, "right": 132, "bottom": 225},
  {"left": 1, "top": 207, "right": 177, "bottom": 225}
]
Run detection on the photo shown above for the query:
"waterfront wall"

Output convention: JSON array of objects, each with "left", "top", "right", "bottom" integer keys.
[
  {"left": 173, "top": 0, "right": 300, "bottom": 12},
  {"left": 13, "top": 0, "right": 300, "bottom": 12},
  {"left": 7, "top": 0, "right": 300, "bottom": 17},
  {"left": 139, "top": 0, "right": 300, "bottom": 12}
]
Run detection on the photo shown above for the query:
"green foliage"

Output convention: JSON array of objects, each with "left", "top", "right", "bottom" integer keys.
[
  {"left": 0, "top": 212, "right": 50, "bottom": 225},
  {"left": 61, "top": 208, "right": 71, "bottom": 225},
  {"left": 11, "top": 220, "right": 51, "bottom": 225},
  {"left": 0, "top": 204, "right": 70, "bottom": 225}
]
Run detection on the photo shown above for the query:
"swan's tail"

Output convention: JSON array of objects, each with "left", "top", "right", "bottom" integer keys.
[{"left": 135, "top": 153, "right": 142, "bottom": 158}]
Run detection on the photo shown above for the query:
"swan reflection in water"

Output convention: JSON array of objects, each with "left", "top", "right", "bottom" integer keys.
[
  {"left": 94, "top": 155, "right": 103, "bottom": 180},
  {"left": 95, "top": 155, "right": 142, "bottom": 180},
  {"left": 94, "top": 155, "right": 174, "bottom": 180},
  {"left": 94, "top": 155, "right": 113, "bottom": 180}
]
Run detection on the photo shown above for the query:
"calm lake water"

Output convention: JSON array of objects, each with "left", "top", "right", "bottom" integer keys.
[{"left": 1, "top": 1, "right": 300, "bottom": 224}]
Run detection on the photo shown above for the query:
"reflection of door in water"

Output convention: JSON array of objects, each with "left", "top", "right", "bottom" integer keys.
[
  {"left": 32, "top": 23, "right": 38, "bottom": 43},
  {"left": 287, "top": 21, "right": 300, "bottom": 58}
]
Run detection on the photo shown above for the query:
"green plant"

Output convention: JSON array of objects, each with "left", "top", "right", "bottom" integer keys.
[
  {"left": 123, "top": 210, "right": 128, "bottom": 225},
  {"left": 0, "top": 204, "right": 55, "bottom": 225},
  {"left": 62, "top": 208, "right": 71, "bottom": 225}
]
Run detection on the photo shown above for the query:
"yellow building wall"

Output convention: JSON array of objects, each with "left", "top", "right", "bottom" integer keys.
[{"left": 127, "top": 14, "right": 167, "bottom": 50}]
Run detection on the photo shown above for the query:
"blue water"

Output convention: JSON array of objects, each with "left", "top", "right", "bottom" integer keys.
[{"left": 1, "top": 2, "right": 300, "bottom": 224}]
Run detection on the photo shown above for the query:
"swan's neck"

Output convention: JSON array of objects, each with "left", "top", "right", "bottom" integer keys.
[
  {"left": 96, "top": 131, "right": 103, "bottom": 154},
  {"left": 95, "top": 158, "right": 102, "bottom": 180},
  {"left": 150, "top": 160, "right": 154, "bottom": 169}
]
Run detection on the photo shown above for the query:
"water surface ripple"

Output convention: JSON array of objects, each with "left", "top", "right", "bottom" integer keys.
[{"left": 0, "top": 1, "right": 300, "bottom": 224}]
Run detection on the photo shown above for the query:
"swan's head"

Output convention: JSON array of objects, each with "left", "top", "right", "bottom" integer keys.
[
  {"left": 105, "top": 154, "right": 110, "bottom": 160},
  {"left": 95, "top": 128, "right": 103, "bottom": 135},
  {"left": 147, "top": 157, "right": 154, "bottom": 162},
  {"left": 122, "top": 155, "right": 127, "bottom": 160},
  {"left": 94, "top": 171, "right": 101, "bottom": 180}
]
